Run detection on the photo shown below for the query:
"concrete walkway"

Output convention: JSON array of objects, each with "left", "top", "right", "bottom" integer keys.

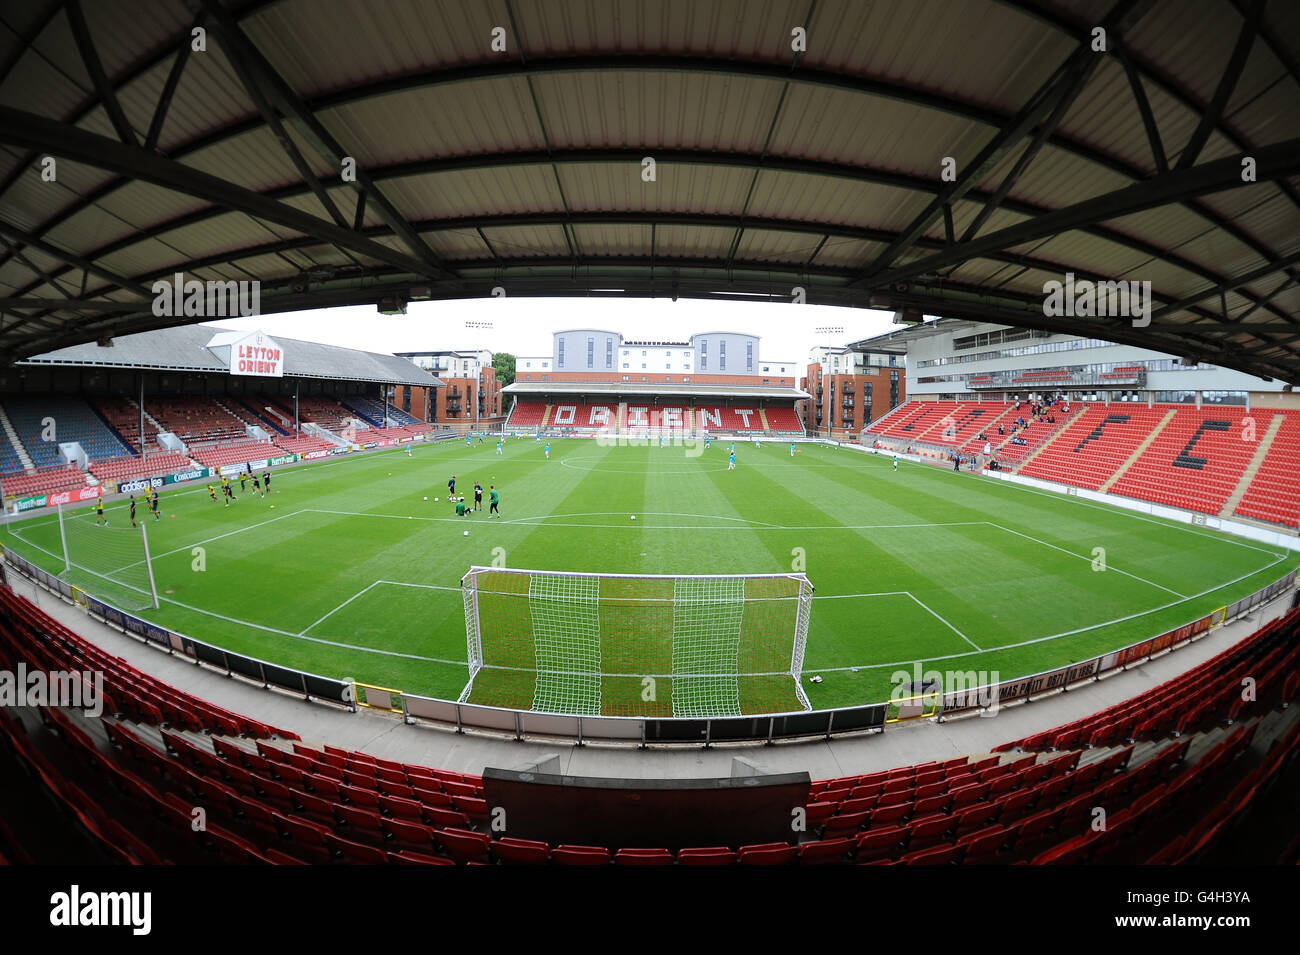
[{"left": 7, "top": 568, "right": 1294, "bottom": 781}]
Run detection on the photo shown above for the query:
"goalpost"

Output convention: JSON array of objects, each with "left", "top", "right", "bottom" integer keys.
[
  {"left": 459, "top": 567, "right": 814, "bottom": 718},
  {"left": 55, "top": 502, "right": 160, "bottom": 612}
]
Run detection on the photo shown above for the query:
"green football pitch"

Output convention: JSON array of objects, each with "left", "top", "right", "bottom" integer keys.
[{"left": 1, "top": 437, "right": 1292, "bottom": 715}]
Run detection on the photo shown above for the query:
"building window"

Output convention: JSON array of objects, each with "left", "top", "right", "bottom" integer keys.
[
  {"left": 720, "top": 355, "right": 726, "bottom": 371},
  {"left": 747, "top": 341, "right": 753, "bottom": 371},
  {"left": 557, "top": 339, "right": 564, "bottom": 367},
  {"left": 587, "top": 337, "right": 594, "bottom": 368},
  {"left": 642, "top": 363, "right": 647, "bottom": 369},
  {"left": 606, "top": 337, "right": 613, "bottom": 368},
  {"left": 622, "top": 375, "right": 629, "bottom": 381},
  {"left": 623, "top": 363, "right": 629, "bottom": 369}
]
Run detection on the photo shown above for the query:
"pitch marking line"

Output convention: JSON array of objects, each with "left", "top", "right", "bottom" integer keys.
[
  {"left": 809, "top": 551, "right": 1291, "bottom": 675},
  {"left": 984, "top": 521, "right": 1189, "bottom": 599},
  {"left": 905, "top": 593, "right": 982, "bottom": 651},
  {"left": 298, "top": 580, "right": 383, "bottom": 635}
]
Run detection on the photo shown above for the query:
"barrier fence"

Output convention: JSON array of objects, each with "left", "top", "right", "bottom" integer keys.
[{"left": 1, "top": 541, "right": 1294, "bottom": 746}]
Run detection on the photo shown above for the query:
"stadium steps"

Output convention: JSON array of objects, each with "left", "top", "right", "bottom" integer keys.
[
  {"left": 213, "top": 398, "right": 254, "bottom": 431},
  {"left": 864, "top": 401, "right": 916, "bottom": 432},
  {"left": 1219, "top": 413, "right": 1284, "bottom": 518},
  {"left": 135, "top": 400, "right": 166, "bottom": 437},
  {"left": 540, "top": 404, "right": 552, "bottom": 428},
  {"left": 758, "top": 408, "right": 770, "bottom": 432},
  {"left": 0, "top": 402, "right": 34, "bottom": 472},
  {"left": 1001, "top": 405, "right": 1085, "bottom": 467},
  {"left": 959, "top": 404, "right": 1019, "bottom": 455},
  {"left": 1097, "top": 407, "right": 1177, "bottom": 493}
]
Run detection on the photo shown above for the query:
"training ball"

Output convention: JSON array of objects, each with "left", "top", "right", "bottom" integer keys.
[
  {"left": 270, "top": 505, "right": 275, "bottom": 509},
  {"left": 463, "top": 530, "right": 469, "bottom": 537},
  {"left": 630, "top": 515, "right": 636, "bottom": 520},
  {"left": 423, "top": 496, "right": 428, "bottom": 501},
  {"left": 810, "top": 675, "right": 823, "bottom": 684}
]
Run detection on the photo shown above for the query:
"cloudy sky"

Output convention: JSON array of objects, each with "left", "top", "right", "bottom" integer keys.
[{"left": 209, "top": 296, "right": 900, "bottom": 363}]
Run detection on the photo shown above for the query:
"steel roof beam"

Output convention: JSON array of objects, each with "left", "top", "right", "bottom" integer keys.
[
  {"left": 0, "top": 218, "right": 151, "bottom": 297},
  {"left": 12, "top": 146, "right": 1293, "bottom": 330},
  {"left": 198, "top": 0, "right": 456, "bottom": 281},
  {"left": 2, "top": 51, "right": 1289, "bottom": 289},
  {"left": 0, "top": 106, "right": 443, "bottom": 281},
  {"left": 64, "top": 0, "right": 138, "bottom": 147},
  {"left": 863, "top": 138, "right": 1300, "bottom": 289},
  {"left": 1175, "top": 0, "right": 1262, "bottom": 170}
]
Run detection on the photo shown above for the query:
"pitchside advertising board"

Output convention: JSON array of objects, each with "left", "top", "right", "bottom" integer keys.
[
  {"left": 115, "top": 466, "right": 212, "bottom": 494},
  {"left": 217, "top": 454, "right": 296, "bottom": 477}
]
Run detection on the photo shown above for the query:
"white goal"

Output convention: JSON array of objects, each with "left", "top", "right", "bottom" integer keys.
[{"left": 459, "top": 567, "right": 813, "bottom": 718}]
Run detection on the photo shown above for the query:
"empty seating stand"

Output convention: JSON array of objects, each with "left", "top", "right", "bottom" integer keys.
[
  {"left": 1234, "top": 410, "right": 1300, "bottom": 529},
  {"left": 506, "top": 401, "right": 548, "bottom": 429},
  {"left": 1110, "top": 406, "right": 1253, "bottom": 513},
  {"left": 3, "top": 396, "right": 133, "bottom": 467},
  {"left": 1021, "top": 405, "right": 1168, "bottom": 489},
  {"left": 0, "top": 579, "right": 1293, "bottom": 866}
]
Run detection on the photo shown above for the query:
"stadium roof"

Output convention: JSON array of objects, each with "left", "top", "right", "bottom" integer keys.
[
  {"left": 504, "top": 381, "right": 809, "bottom": 400},
  {"left": 19, "top": 322, "right": 444, "bottom": 387},
  {"left": 0, "top": 1, "right": 1297, "bottom": 381}
]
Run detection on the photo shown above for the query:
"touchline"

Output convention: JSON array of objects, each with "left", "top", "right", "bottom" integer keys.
[{"left": 0, "top": 664, "right": 102, "bottom": 717}]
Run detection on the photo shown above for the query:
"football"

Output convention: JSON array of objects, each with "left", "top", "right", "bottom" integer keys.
[{"left": 463, "top": 530, "right": 469, "bottom": 537}]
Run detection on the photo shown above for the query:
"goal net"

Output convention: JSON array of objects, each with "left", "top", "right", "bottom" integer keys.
[
  {"left": 459, "top": 567, "right": 813, "bottom": 718},
  {"left": 56, "top": 502, "right": 159, "bottom": 612}
]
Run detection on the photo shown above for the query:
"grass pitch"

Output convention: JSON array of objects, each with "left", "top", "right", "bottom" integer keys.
[{"left": 1, "top": 437, "right": 1291, "bottom": 715}]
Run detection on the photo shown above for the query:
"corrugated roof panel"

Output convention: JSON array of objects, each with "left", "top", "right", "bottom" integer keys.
[
  {"left": 532, "top": 71, "right": 784, "bottom": 151},
  {"left": 512, "top": 0, "right": 803, "bottom": 59},
  {"left": 736, "top": 227, "right": 824, "bottom": 265},
  {"left": 811, "top": 237, "right": 885, "bottom": 270},
  {"left": 320, "top": 76, "right": 541, "bottom": 166},
  {"left": 747, "top": 170, "right": 928, "bottom": 233},
  {"left": 986, "top": 143, "right": 1133, "bottom": 210},
  {"left": 97, "top": 235, "right": 203, "bottom": 280},
  {"left": 771, "top": 83, "right": 992, "bottom": 176},
  {"left": 556, "top": 162, "right": 755, "bottom": 215},
  {"left": 425, "top": 228, "right": 494, "bottom": 261},
  {"left": 381, "top": 164, "right": 562, "bottom": 221},
  {"left": 246, "top": 0, "right": 511, "bottom": 96},
  {"left": 477, "top": 224, "right": 570, "bottom": 258},
  {"left": 181, "top": 129, "right": 313, "bottom": 193},
  {"left": 0, "top": 160, "right": 121, "bottom": 234},
  {"left": 807, "top": 0, "right": 1075, "bottom": 113},
  {"left": 652, "top": 224, "right": 735, "bottom": 258},
  {"left": 567, "top": 223, "right": 652, "bottom": 258}
]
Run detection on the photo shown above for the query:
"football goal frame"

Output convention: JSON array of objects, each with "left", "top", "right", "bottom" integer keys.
[{"left": 459, "top": 566, "right": 814, "bottom": 718}]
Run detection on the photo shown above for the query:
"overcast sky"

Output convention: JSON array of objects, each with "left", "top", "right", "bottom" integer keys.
[{"left": 209, "top": 297, "right": 900, "bottom": 364}]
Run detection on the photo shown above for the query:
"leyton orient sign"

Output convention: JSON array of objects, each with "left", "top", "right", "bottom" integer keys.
[{"left": 232, "top": 331, "right": 284, "bottom": 377}]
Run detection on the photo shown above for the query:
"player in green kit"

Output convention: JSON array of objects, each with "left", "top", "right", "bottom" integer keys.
[{"left": 489, "top": 485, "right": 499, "bottom": 517}]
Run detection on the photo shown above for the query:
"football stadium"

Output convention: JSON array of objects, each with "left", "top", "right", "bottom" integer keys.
[{"left": 0, "top": 0, "right": 1297, "bottom": 904}]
